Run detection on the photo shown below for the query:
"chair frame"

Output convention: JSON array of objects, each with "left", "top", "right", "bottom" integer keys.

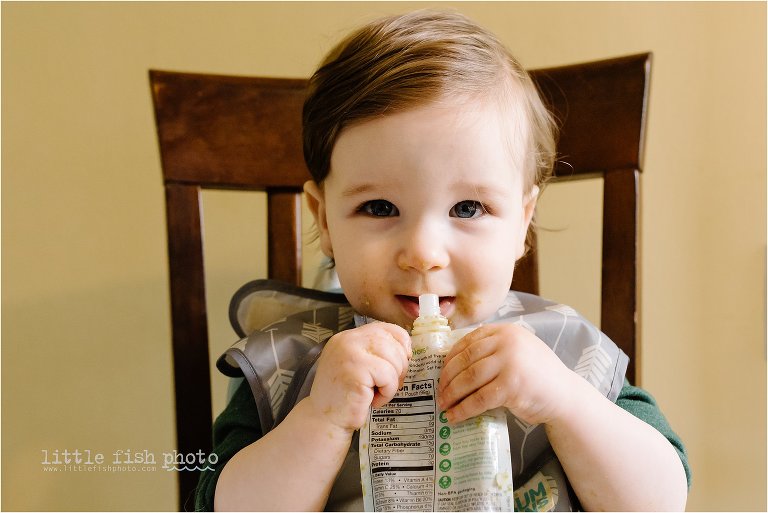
[
  {"left": 150, "top": 52, "right": 650, "bottom": 509},
  {"left": 513, "top": 53, "right": 650, "bottom": 385}
]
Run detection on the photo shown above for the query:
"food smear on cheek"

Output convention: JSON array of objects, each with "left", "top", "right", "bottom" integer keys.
[{"left": 452, "top": 294, "right": 484, "bottom": 327}]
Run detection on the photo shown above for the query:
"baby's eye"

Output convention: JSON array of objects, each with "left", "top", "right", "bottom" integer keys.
[
  {"left": 450, "top": 200, "right": 487, "bottom": 219},
  {"left": 359, "top": 199, "right": 399, "bottom": 217}
]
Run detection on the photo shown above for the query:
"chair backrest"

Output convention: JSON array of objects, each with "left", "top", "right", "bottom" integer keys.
[{"left": 150, "top": 52, "right": 650, "bottom": 509}]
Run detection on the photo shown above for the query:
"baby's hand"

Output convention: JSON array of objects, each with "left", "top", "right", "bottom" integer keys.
[
  {"left": 437, "top": 324, "right": 575, "bottom": 426},
  {"left": 307, "top": 323, "right": 412, "bottom": 432}
]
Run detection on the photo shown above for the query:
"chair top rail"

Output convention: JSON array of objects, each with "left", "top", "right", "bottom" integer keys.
[
  {"left": 530, "top": 53, "right": 651, "bottom": 179},
  {"left": 150, "top": 70, "right": 309, "bottom": 188},
  {"left": 151, "top": 53, "right": 650, "bottom": 189}
]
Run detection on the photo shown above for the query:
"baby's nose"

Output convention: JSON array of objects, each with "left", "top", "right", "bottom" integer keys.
[{"left": 396, "top": 228, "right": 449, "bottom": 272}]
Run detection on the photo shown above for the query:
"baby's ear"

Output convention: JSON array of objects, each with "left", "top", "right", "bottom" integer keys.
[
  {"left": 523, "top": 185, "right": 539, "bottom": 227},
  {"left": 303, "top": 181, "right": 334, "bottom": 259},
  {"left": 516, "top": 185, "right": 540, "bottom": 259}
]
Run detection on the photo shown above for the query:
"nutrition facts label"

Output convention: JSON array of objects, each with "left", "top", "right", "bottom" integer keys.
[
  {"left": 367, "top": 379, "right": 436, "bottom": 511},
  {"left": 360, "top": 334, "right": 513, "bottom": 512}
]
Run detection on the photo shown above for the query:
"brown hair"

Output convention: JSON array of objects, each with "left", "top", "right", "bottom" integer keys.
[{"left": 302, "top": 9, "right": 557, "bottom": 194}]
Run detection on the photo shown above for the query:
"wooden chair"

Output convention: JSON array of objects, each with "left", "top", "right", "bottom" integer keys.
[{"left": 149, "top": 52, "right": 650, "bottom": 509}]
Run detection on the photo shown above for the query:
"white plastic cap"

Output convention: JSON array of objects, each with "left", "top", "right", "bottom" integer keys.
[{"left": 418, "top": 293, "right": 440, "bottom": 317}]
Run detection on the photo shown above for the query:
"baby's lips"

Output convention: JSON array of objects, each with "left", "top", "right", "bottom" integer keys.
[{"left": 397, "top": 293, "right": 456, "bottom": 318}]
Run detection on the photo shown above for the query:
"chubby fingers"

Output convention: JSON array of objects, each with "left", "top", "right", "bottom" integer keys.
[
  {"left": 374, "top": 322, "right": 413, "bottom": 364},
  {"left": 437, "top": 326, "right": 503, "bottom": 422},
  {"left": 358, "top": 323, "right": 412, "bottom": 407},
  {"left": 312, "top": 322, "right": 413, "bottom": 429}
]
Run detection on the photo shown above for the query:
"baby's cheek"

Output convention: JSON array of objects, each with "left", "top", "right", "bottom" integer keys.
[
  {"left": 455, "top": 295, "right": 481, "bottom": 318},
  {"left": 453, "top": 293, "right": 496, "bottom": 327},
  {"left": 336, "top": 271, "right": 370, "bottom": 309}
]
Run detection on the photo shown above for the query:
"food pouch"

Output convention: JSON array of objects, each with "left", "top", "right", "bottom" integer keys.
[{"left": 360, "top": 294, "right": 514, "bottom": 511}]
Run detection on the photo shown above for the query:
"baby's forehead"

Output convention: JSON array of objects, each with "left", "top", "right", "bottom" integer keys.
[{"left": 330, "top": 98, "right": 530, "bottom": 187}]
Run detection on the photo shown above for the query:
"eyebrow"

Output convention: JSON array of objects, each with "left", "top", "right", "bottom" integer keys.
[
  {"left": 450, "top": 181, "right": 515, "bottom": 199},
  {"left": 340, "top": 183, "right": 388, "bottom": 198}
]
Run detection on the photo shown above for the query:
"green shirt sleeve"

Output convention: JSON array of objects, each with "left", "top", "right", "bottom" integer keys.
[
  {"left": 195, "top": 380, "right": 262, "bottom": 512},
  {"left": 616, "top": 380, "right": 692, "bottom": 489}
]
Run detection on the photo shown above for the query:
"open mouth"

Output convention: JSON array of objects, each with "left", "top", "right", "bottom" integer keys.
[{"left": 396, "top": 295, "right": 455, "bottom": 318}]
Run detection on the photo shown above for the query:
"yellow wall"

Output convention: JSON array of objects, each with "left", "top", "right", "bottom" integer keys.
[{"left": 3, "top": 2, "right": 765, "bottom": 510}]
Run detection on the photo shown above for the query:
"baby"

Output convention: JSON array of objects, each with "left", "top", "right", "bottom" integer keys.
[{"left": 204, "top": 10, "right": 688, "bottom": 511}]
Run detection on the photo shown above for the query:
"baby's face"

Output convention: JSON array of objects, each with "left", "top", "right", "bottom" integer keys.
[{"left": 305, "top": 99, "right": 537, "bottom": 330}]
